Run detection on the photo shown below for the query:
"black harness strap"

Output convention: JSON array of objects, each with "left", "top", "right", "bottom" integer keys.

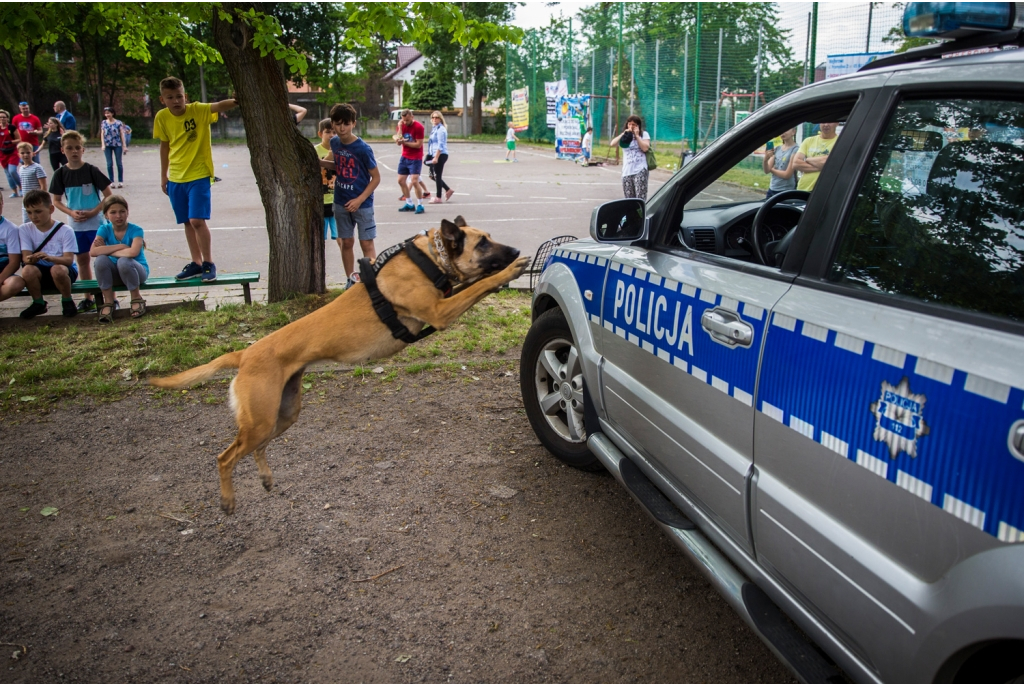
[{"left": 359, "top": 237, "right": 453, "bottom": 344}]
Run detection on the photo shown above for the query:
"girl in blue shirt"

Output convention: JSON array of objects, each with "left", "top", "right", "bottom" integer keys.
[
  {"left": 90, "top": 195, "right": 149, "bottom": 322},
  {"left": 425, "top": 111, "right": 453, "bottom": 203}
]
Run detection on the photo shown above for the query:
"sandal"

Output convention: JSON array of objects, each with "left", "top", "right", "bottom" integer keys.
[
  {"left": 97, "top": 301, "right": 116, "bottom": 324},
  {"left": 130, "top": 298, "right": 147, "bottom": 319}
]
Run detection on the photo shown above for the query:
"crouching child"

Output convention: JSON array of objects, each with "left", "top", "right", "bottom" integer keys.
[{"left": 18, "top": 189, "right": 79, "bottom": 318}]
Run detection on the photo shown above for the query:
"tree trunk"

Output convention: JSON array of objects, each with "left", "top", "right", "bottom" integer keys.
[
  {"left": 0, "top": 48, "right": 21, "bottom": 108},
  {"left": 472, "top": 59, "right": 486, "bottom": 135},
  {"left": 212, "top": 3, "right": 324, "bottom": 302}
]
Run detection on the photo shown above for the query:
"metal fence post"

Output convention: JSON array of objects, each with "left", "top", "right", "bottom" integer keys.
[
  {"left": 693, "top": 4, "right": 702, "bottom": 148},
  {"left": 653, "top": 39, "right": 659, "bottom": 147},
  {"left": 629, "top": 43, "right": 635, "bottom": 115},
  {"left": 714, "top": 27, "right": 723, "bottom": 139},
  {"left": 682, "top": 31, "right": 689, "bottom": 150},
  {"left": 754, "top": 25, "right": 763, "bottom": 111}
]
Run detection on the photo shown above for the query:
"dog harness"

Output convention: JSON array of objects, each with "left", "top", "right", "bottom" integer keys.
[{"left": 358, "top": 233, "right": 454, "bottom": 344}]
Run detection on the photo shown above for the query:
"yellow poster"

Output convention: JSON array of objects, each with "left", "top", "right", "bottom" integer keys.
[{"left": 511, "top": 87, "right": 529, "bottom": 132}]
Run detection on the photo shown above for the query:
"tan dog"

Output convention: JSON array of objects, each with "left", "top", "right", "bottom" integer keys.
[{"left": 151, "top": 217, "right": 529, "bottom": 514}]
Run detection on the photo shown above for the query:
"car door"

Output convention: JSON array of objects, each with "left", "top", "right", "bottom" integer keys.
[{"left": 752, "top": 86, "right": 1024, "bottom": 679}]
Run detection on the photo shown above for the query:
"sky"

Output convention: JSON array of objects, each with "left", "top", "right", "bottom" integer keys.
[{"left": 513, "top": 1, "right": 907, "bottom": 66}]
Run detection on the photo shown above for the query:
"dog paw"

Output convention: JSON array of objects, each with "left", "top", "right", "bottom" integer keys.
[
  {"left": 261, "top": 475, "right": 273, "bottom": 492},
  {"left": 221, "top": 496, "right": 236, "bottom": 516},
  {"left": 504, "top": 256, "right": 531, "bottom": 281}
]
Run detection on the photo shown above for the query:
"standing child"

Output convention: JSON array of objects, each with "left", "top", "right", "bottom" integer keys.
[
  {"left": 40, "top": 117, "right": 66, "bottom": 171},
  {"left": 153, "top": 76, "right": 237, "bottom": 282},
  {"left": 49, "top": 130, "right": 113, "bottom": 313},
  {"left": 505, "top": 125, "right": 519, "bottom": 162},
  {"left": 313, "top": 118, "right": 343, "bottom": 265},
  {"left": 320, "top": 103, "right": 380, "bottom": 288},
  {"left": 17, "top": 190, "right": 79, "bottom": 319},
  {"left": 0, "top": 193, "right": 25, "bottom": 302},
  {"left": 581, "top": 126, "right": 593, "bottom": 166},
  {"left": 16, "top": 142, "right": 47, "bottom": 223}
]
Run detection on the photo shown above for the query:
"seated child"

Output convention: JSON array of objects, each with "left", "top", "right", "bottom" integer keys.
[
  {"left": 18, "top": 189, "right": 78, "bottom": 318},
  {"left": 0, "top": 192, "right": 25, "bottom": 302},
  {"left": 89, "top": 195, "right": 149, "bottom": 322}
]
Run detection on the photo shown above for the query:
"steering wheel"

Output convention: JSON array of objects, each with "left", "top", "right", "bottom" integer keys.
[{"left": 750, "top": 189, "right": 810, "bottom": 266}]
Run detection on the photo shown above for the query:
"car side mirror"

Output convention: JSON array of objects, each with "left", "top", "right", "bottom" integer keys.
[{"left": 590, "top": 199, "right": 646, "bottom": 243}]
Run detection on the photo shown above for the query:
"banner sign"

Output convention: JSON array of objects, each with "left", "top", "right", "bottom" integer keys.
[
  {"left": 511, "top": 87, "right": 529, "bottom": 132},
  {"left": 545, "top": 80, "right": 567, "bottom": 128},
  {"left": 825, "top": 52, "right": 893, "bottom": 78},
  {"left": 554, "top": 94, "right": 591, "bottom": 160}
]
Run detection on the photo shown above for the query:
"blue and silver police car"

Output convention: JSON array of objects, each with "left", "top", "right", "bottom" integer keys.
[{"left": 520, "top": 4, "right": 1024, "bottom": 682}]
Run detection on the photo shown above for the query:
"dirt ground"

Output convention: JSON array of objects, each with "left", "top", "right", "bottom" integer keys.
[{"left": 1, "top": 360, "right": 793, "bottom": 683}]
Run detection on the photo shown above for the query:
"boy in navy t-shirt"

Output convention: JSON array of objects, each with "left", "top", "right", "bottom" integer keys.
[{"left": 320, "top": 103, "right": 380, "bottom": 287}]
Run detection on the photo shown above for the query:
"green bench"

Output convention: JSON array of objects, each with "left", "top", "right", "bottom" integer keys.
[{"left": 16, "top": 271, "right": 261, "bottom": 305}]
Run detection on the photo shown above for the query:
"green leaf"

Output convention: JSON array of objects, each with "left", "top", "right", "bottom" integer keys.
[
  {"left": 19, "top": 507, "right": 29, "bottom": 513},
  {"left": 19, "top": 396, "right": 36, "bottom": 402},
  {"left": 302, "top": 382, "right": 312, "bottom": 390},
  {"left": 40, "top": 507, "right": 59, "bottom": 517},
  {"left": 105, "top": 515, "right": 117, "bottom": 520}
]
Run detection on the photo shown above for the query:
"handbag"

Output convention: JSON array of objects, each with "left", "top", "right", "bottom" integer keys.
[{"left": 646, "top": 146, "right": 658, "bottom": 171}]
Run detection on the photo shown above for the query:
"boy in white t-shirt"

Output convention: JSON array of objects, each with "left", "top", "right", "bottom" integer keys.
[
  {"left": 505, "top": 126, "right": 519, "bottom": 162},
  {"left": 0, "top": 192, "right": 25, "bottom": 302},
  {"left": 581, "top": 126, "right": 593, "bottom": 165},
  {"left": 18, "top": 189, "right": 80, "bottom": 318}
]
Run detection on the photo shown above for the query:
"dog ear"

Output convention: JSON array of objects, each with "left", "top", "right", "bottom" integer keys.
[
  {"left": 452, "top": 215, "right": 467, "bottom": 228},
  {"left": 440, "top": 219, "right": 466, "bottom": 256}
]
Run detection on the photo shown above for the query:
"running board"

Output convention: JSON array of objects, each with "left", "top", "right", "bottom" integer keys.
[{"left": 588, "top": 431, "right": 844, "bottom": 684}]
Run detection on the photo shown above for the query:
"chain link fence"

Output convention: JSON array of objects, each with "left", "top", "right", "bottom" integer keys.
[{"left": 505, "top": 2, "right": 906, "bottom": 165}]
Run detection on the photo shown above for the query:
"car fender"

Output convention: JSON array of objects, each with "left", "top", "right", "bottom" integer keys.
[{"left": 534, "top": 260, "right": 605, "bottom": 413}]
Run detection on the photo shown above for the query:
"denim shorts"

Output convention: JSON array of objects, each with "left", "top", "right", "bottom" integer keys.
[
  {"left": 167, "top": 177, "right": 212, "bottom": 224},
  {"left": 397, "top": 157, "right": 422, "bottom": 176},
  {"left": 334, "top": 205, "right": 376, "bottom": 241}
]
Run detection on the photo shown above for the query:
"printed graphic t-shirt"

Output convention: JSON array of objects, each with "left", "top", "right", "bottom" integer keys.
[
  {"left": 153, "top": 102, "right": 215, "bottom": 183},
  {"left": 621, "top": 131, "right": 651, "bottom": 178},
  {"left": 330, "top": 136, "right": 377, "bottom": 209},
  {"left": 0, "top": 216, "right": 21, "bottom": 266},
  {"left": 18, "top": 220, "right": 77, "bottom": 266},
  {"left": 12, "top": 113, "right": 41, "bottom": 146},
  {"left": 400, "top": 120, "right": 424, "bottom": 160},
  {"left": 796, "top": 134, "right": 839, "bottom": 191},
  {"left": 49, "top": 163, "right": 111, "bottom": 232},
  {"left": 96, "top": 221, "right": 149, "bottom": 275}
]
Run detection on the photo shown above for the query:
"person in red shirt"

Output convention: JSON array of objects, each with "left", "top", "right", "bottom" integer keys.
[
  {"left": 12, "top": 102, "right": 41, "bottom": 164},
  {"left": 394, "top": 109, "right": 426, "bottom": 214},
  {"left": 0, "top": 110, "right": 21, "bottom": 196}
]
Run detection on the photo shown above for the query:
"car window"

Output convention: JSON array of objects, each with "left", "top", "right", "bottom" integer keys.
[
  {"left": 674, "top": 119, "right": 846, "bottom": 266},
  {"left": 828, "top": 98, "right": 1024, "bottom": 323}
]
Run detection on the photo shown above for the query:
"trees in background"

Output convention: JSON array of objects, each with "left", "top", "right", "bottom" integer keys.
[
  {"left": 0, "top": 2, "right": 520, "bottom": 300},
  {"left": 408, "top": 59, "right": 456, "bottom": 111}
]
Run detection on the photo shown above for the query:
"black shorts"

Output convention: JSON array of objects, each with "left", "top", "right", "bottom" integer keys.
[{"left": 36, "top": 263, "right": 78, "bottom": 291}]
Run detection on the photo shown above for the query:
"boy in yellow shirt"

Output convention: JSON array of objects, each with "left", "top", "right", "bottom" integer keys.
[
  {"left": 153, "top": 76, "right": 237, "bottom": 282},
  {"left": 793, "top": 122, "right": 839, "bottom": 192}
]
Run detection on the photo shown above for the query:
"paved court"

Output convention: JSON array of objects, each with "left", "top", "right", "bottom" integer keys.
[{"left": 0, "top": 140, "right": 754, "bottom": 316}]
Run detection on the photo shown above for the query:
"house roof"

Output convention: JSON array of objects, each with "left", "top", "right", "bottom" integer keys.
[{"left": 385, "top": 46, "right": 423, "bottom": 81}]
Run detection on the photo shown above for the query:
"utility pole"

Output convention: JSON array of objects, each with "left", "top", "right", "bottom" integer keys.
[
  {"left": 531, "top": 31, "right": 537, "bottom": 132},
  {"left": 568, "top": 18, "right": 573, "bottom": 90},
  {"left": 804, "top": 12, "right": 811, "bottom": 87},
  {"left": 753, "top": 25, "right": 763, "bottom": 111}
]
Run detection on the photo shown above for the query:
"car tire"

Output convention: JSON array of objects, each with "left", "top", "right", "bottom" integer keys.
[{"left": 520, "top": 307, "right": 603, "bottom": 471}]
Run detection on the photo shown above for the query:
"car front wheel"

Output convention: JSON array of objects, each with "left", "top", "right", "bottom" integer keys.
[{"left": 520, "top": 308, "right": 602, "bottom": 471}]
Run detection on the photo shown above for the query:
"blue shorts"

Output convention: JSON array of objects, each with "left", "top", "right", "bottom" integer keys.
[
  {"left": 334, "top": 205, "right": 377, "bottom": 241},
  {"left": 167, "top": 177, "right": 212, "bottom": 224},
  {"left": 324, "top": 214, "right": 337, "bottom": 240},
  {"left": 397, "top": 157, "right": 422, "bottom": 176},
  {"left": 75, "top": 230, "right": 96, "bottom": 255}
]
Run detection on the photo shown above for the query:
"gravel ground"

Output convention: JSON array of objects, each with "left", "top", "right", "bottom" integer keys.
[{"left": 1, "top": 363, "right": 793, "bottom": 683}]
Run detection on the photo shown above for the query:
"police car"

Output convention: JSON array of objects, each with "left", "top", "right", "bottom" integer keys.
[{"left": 520, "top": 4, "right": 1024, "bottom": 682}]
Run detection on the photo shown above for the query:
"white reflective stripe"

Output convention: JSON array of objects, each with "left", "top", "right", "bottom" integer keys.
[
  {"left": 690, "top": 365, "right": 708, "bottom": 383},
  {"left": 761, "top": 402, "right": 784, "bottom": 422},
  {"left": 964, "top": 374, "right": 1011, "bottom": 404},
  {"left": 856, "top": 450, "right": 888, "bottom": 479},
  {"left": 742, "top": 302, "right": 764, "bottom": 321},
  {"left": 914, "top": 358, "right": 954, "bottom": 385},
  {"left": 711, "top": 376, "right": 729, "bottom": 394},
  {"left": 789, "top": 415, "right": 814, "bottom": 439},
  {"left": 820, "top": 431, "right": 848, "bottom": 458},
  {"left": 801, "top": 321, "right": 829, "bottom": 343},
  {"left": 997, "top": 522, "right": 1024, "bottom": 543},
  {"left": 896, "top": 470, "right": 933, "bottom": 502},
  {"left": 871, "top": 344, "right": 906, "bottom": 369},
  {"left": 772, "top": 312, "right": 797, "bottom": 331},
  {"left": 942, "top": 494, "right": 986, "bottom": 530},
  {"left": 733, "top": 387, "right": 753, "bottom": 406},
  {"left": 834, "top": 332, "right": 865, "bottom": 355}
]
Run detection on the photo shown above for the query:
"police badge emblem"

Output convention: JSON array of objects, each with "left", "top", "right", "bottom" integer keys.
[{"left": 870, "top": 377, "right": 930, "bottom": 458}]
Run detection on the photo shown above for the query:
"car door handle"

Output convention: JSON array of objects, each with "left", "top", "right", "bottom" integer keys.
[{"left": 701, "top": 308, "right": 753, "bottom": 348}]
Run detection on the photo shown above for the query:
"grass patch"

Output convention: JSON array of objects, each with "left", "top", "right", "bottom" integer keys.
[{"left": 0, "top": 289, "right": 533, "bottom": 412}]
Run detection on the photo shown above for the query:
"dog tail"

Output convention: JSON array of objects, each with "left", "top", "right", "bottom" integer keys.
[{"left": 149, "top": 350, "right": 244, "bottom": 389}]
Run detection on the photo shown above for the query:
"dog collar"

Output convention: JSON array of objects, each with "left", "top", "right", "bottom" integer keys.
[{"left": 430, "top": 229, "right": 463, "bottom": 283}]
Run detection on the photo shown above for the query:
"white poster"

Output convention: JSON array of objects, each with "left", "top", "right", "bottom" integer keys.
[
  {"left": 825, "top": 52, "right": 893, "bottom": 78},
  {"left": 545, "top": 80, "right": 567, "bottom": 128}
]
